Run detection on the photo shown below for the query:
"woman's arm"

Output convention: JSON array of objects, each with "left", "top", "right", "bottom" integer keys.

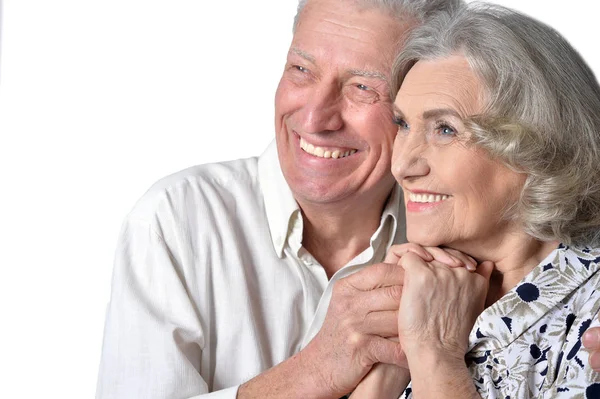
[
  {"left": 350, "top": 244, "right": 480, "bottom": 399},
  {"left": 397, "top": 253, "right": 494, "bottom": 398}
]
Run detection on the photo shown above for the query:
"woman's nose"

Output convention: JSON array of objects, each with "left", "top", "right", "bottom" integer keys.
[{"left": 391, "top": 132, "right": 430, "bottom": 182}]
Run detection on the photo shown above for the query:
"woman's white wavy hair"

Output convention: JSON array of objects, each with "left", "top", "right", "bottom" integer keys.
[{"left": 392, "top": 3, "right": 600, "bottom": 247}]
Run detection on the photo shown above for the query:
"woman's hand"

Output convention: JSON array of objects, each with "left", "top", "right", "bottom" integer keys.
[
  {"left": 350, "top": 244, "right": 481, "bottom": 398},
  {"left": 385, "top": 243, "right": 478, "bottom": 271},
  {"left": 397, "top": 251, "right": 493, "bottom": 397}
]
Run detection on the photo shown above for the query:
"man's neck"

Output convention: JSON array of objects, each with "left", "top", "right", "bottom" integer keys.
[{"left": 299, "top": 194, "right": 390, "bottom": 279}]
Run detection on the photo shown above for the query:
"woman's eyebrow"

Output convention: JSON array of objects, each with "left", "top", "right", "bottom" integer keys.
[{"left": 422, "top": 108, "right": 461, "bottom": 120}]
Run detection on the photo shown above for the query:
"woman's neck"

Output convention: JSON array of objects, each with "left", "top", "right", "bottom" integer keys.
[{"left": 449, "top": 232, "right": 560, "bottom": 305}]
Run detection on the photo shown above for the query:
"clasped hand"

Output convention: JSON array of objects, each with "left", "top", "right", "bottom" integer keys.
[{"left": 306, "top": 244, "right": 493, "bottom": 399}]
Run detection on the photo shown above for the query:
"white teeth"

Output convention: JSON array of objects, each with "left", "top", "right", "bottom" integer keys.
[
  {"left": 409, "top": 193, "right": 450, "bottom": 203},
  {"left": 300, "top": 138, "right": 357, "bottom": 159}
]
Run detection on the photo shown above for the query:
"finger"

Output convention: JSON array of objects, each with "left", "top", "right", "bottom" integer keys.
[
  {"left": 346, "top": 262, "right": 405, "bottom": 291},
  {"left": 475, "top": 260, "right": 495, "bottom": 281},
  {"left": 583, "top": 329, "right": 600, "bottom": 350},
  {"left": 439, "top": 247, "right": 478, "bottom": 271},
  {"left": 365, "top": 336, "right": 408, "bottom": 369},
  {"left": 421, "top": 246, "right": 465, "bottom": 268},
  {"left": 359, "top": 285, "right": 404, "bottom": 312},
  {"left": 384, "top": 243, "right": 433, "bottom": 264},
  {"left": 362, "top": 310, "right": 399, "bottom": 337},
  {"left": 398, "top": 251, "right": 430, "bottom": 274},
  {"left": 589, "top": 351, "right": 600, "bottom": 372}
]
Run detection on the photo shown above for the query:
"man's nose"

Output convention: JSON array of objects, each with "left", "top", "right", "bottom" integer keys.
[
  {"left": 297, "top": 82, "right": 343, "bottom": 134},
  {"left": 391, "top": 132, "right": 430, "bottom": 182}
]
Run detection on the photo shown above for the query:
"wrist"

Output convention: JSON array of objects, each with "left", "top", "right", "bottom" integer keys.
[
  {"left": 238, "top": 350, "right": 340, "bottom": 399},
  {"left": 403, "top": 337, "right": 466, "bottom": 365},
  {"left": 405, "top": 349, "right": 477, "bottom": 398}
]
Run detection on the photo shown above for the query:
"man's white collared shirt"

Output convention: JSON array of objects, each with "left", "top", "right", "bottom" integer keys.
[{"left": 96, "top": 141, "right": 406, "bottom": 398}]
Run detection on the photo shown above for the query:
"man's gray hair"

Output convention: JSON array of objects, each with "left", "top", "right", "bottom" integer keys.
[
  {"left": 293, "top": 0, "right": 464, "bottom": 32},
  {"left": 392, "top": 2, "right": 600, "bottom": 247}
]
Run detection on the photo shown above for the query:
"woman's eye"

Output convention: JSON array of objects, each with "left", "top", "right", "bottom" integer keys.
[
  {"left": 437, "top": 124, "right": 456, "bottom": 136},
  {"left": 393, "top": 117, "right": 409, "bottom": 130}
]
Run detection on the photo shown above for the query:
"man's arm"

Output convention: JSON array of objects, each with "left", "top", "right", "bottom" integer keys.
[
  {"left": 98, "top": 215, "right": 408, "bottom": 399},
  {"left": 96, "top": 219, "right": 219, "bottom": 398}
]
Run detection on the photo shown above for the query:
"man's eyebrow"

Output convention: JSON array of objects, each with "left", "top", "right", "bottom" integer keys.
[
  {"left": 290, "top": 47, "right": 315, "bottom": 63},
  {"left": 290, "top": 47, "right": 387, "bottom": 83},
  {"left": 348, "top": 69, "right": 388, "bottom": 83}
]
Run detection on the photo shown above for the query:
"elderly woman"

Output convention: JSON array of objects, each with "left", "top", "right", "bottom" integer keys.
[{"left": 350, "top": 3, "right": 600, "bottom": 398}]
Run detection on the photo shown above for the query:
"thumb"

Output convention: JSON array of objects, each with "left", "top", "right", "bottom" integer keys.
[{"left": 475, "top": 260, "right": 495, "bottom": 282}]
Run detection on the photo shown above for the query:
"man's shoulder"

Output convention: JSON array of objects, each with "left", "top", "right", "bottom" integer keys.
[{"left": 127, "top": 156, "right": 262, "bottom": 224}]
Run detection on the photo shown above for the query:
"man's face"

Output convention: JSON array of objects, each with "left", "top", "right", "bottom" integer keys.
[{"left": 275, "top": 0, "right": 411, "bottom": 208}]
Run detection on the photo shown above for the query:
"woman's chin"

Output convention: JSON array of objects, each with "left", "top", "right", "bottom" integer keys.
[{"left": 407, "top": 233, "right": 444, "bottom": 248}]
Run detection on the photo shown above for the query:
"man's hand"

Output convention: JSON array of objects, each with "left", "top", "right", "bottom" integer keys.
[
  {"left": 583, "top": 318, "right": 600, "bottom": 372},
  {"left": 237, "top": 261, "right": 406, "bottom": 399},
  {"left": 300, "top": 262, "right": 408, "bottom": 398}
]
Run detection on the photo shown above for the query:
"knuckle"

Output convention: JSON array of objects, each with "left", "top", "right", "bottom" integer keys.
[
  {"left": 370, "top": 263, "right": 393, "bottom": 285},
  {"left": 387, "top": 285, "right": 403, "bottom": 302},
  {"left": 346, "top": 331, "right": 367, "bottom": 349}
]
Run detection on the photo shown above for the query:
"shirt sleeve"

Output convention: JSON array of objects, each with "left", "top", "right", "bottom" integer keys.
[{"left": 96, "top": 218, "right": 235, "bottom": 399}]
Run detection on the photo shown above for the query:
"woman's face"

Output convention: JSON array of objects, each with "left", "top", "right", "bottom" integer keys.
[{"left": 392, "top": 55, "right": 527, "bottom": 253}]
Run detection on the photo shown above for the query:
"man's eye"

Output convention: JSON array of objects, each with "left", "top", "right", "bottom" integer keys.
[
  {"left": 356, "top": 84, "right": 369, "bottom": 91},
  {"left": 294, "top": 65, "right": 308, "bottom": 73}
]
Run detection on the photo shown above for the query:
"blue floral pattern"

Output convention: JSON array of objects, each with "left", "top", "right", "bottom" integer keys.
[{"left": 403, "top": 244, "right": 600, "bottom": 398}]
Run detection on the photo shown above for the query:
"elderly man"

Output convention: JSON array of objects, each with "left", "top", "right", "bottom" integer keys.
[{"left": 95, "top": 0, "right": 461, "bottom": 398}]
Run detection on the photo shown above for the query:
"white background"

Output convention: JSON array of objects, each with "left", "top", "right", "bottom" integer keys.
[{"left": 0, "top": 1, "right": 598, "bottom": 397}]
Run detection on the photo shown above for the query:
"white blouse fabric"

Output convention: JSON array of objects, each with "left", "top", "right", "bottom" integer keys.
[{"left": 403, "top": 244, "right": 600, "bottom": 399}]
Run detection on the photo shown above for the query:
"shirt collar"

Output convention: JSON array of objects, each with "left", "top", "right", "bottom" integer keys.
[
  {"left": 378, "top": 182, "right": 403, "bottom": 250},
  {"left": 468, "top": 244, "right": 600, "bottom": 352},
  {"left": 258, "top": 140, "right": 300, "bottom": 258},
  {"left": 258, "top": 139, "right": 405, "bottom": 258}
]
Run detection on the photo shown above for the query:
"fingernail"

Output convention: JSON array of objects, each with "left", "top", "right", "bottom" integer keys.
[
  {"left": 449, "top": 255, "right": 463, "bottom": 266},
  {"left": 583, "top": 330, "right": 599, "bottom": 347},
  {"left": 590, "top": 352, "right": 600, "bottom": 371},
  {"left": 466, "top": 263, "right": 477, "bottom": 272}
]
